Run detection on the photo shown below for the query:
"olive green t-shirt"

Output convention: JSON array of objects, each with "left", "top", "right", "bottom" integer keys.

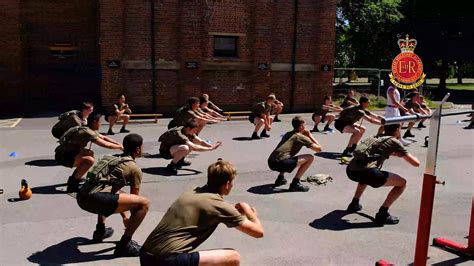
[
  {"left": 348, "top": 137, "right": 408, "bottom": 171},
  {"left": 174, "top": 106, "right": 196, "bottom": 126},
  {"left": 52, "top": 111, "right": 84, "bottom": 138},
  {"left": 313, "top": 105, "right": 329, "bottom": 116},
  {"left": 159, "top": 126, "right": 196, "bottom": 152},
  {"left": 55, "top": 127, "right": 99, "bottom": 153},
  {"left": 112, "top": 102, "right": 130, "bottom": 114},
  {"left": 340, "top": 96, "right": 358, "bottom": 109},
  {"left": 80, "top": 157, "right": 142, "bottom": 194},
  {"left": 337, "top": 105, "right": 372, "bottom": 126},
  {"left": 252, "top": 101, "right": 271, "bottom": 117},
  {"left": 142, "top": 186, "right": 245, "bottom": 256},
  {"left": 268, "top": 131, "right": 313, "bottom": 162}
]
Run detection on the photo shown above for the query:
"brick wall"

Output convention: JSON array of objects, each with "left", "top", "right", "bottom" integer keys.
[
  {"left": 0, "top": 0, "right": 22, "bottom": 114},
  {"left": 1, "top": 0, "right": 336, "bottom": 115}
]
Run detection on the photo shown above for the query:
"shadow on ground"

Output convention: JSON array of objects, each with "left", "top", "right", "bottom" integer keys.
[
  {"left": 314, "top": 152, "right": 342, "bottom": 160},
  {"left": 142, "top": 167, "right": 202, "bottom": 177},
  {"left": 309, "top": 210, "right": 380, "bottom": 231},
  {"left": 232, "top": 137, "right": 254, "bottom": 141},
  {"left": 25, "top": 159, "right": 58, "bottom": 167},
  {"left": 143, "top": 153, "right": 199, "bottom": 159},
  {"left": 30, "top": 183, "right": 68, "bottom": 195},
  {"left": 27, "top": 237, "right": 116, "bottom": 264},
  {"left": 247, "top": 184, "right": 292, "bottom": 195}
]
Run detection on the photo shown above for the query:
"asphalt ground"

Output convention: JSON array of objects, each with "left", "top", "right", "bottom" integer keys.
[{"left": 0, "top": 110, "right": 473, "bottom": 265}]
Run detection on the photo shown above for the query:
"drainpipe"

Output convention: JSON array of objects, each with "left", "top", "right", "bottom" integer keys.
[
  {"left": 150, "top": 0, "right": 157, "bottom": 113},
  {"left": 290, "top": 0, "right": 298, "bottom": 111}
]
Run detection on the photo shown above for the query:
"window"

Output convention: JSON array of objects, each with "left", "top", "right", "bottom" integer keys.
[{"left": 213, "top": 36, "right": 238, "bottom": 58}]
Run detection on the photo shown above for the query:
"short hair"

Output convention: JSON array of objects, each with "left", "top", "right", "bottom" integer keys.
[
  {"left": 291, "top": 116, "right": 305, "bottom": 130},
  {"left": 187, "top": 97, "right": 200, "bottom": 106},
  {"left": 267, "top": 94, "right": 276, "bottom": 100},
  {"left": 117, "top": 93, "right": 125, "bottom": 99},
  {"left": 87, "top": 112, "right": 101, "bottom": 128},
  {"left": 199, "top": 96, "right": 208, "bottom": 104},
  {"left": 80, "top": 101, "right": 93, "bottom": 111},
  {"left": 359, "top": 96, "right": 369, "bottom": 104},
  {"left": 207, "top": 159, "right": 237, "bottom": 189},
  {"left": 384, "top": 123, "right": 401, "bottom": 136},
  {"left": 184, "top": 119, "right": 198, "bottom": 129},
  {"left": 123, "top": 133, "right": 143, "bottom": 155}
]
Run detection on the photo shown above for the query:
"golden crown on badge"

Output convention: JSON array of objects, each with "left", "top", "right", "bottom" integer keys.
[{"left": 397, "top": 35, "right": 417, "bottom": 53}]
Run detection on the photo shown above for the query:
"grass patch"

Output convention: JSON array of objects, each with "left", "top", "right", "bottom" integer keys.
[{"left": 446, "top": 83, "right": 474, "bottom": 91}]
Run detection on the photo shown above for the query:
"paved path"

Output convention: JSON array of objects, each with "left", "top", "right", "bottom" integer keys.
[{"left": 0, "top": 112, "right": 473, "bottom": 265}]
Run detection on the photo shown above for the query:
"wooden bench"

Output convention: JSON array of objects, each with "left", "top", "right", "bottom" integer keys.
[
  {"left": 129, "top": 114, "right": 163, "bottom": 123},
  {"left": 223, "top": 111, "right": 251, "bottom": 121}
]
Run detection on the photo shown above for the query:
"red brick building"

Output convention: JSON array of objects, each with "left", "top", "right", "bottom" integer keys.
[{"left": 0, "top": 0, "right": 336, "bottom": 115}]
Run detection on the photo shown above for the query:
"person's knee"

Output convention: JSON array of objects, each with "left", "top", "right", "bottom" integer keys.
[
  {"left": 360, "top": 126, "right": 366, "bottom": 134},
  {"left": 227, "top": 250, "right": 240, "bottom": 265},
  {"left": 257, "top": 118, "right": 264, "bottom": 125},
  {"left": 306, "top": 155, "right": 315, "bottom": 163},
  {"left": 124, "top": 115, "right": 130, "bottom": 121},
  {"left": 399, "top": 178, "right": 407, "bottom": 187},
  {"left": 82, "top": 156, "right": 95, "bottom": 167},
  {"left": 141, "top": 197, "right": 150, "bottom": 212},
  {"left": 182, "top": 145, "right": 191, "bottom": 153}
]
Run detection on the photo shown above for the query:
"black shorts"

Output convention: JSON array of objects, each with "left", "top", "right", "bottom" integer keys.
[
  {"left": 160, "top": 149, "right": 173, "bottom": 160},
  {"left": 312, "top": 113, "right": 326, "bottom": 123},
  {"left": 268, "top": 158, "right": 298, "bottom": 173},
  {"left": 334, "top": 119, "right": 348, "bottom": 133},
  {"left": 77, "top": 192, "right": 119, "bottom": 217},
  {"left": 140, "top": 250, "right": 199, "bottom": 266},
  {"left": 55, "top": 150, "right": 79, "bottom": 168},
  {"left": 346, "top": 167, "right": 389, "bottom": 188},
  {"left": 248, "top": 114, "right": 256, "bottom": 124}
]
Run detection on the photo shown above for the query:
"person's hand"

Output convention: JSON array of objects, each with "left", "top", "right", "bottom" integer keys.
[
  {"left": 119, "top": 144, "right": 124, "bottom": 151},
  {"left": 302, "top": 128, "right": 311, "bottom": 136},
  {"left": 122, "top": 216, "right": 129, "bottom": 228},
  {"left": 212, "top": 141, "right": 222, "bottom": 150}
]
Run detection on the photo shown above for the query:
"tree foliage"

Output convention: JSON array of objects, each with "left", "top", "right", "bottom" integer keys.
[{"left": 336, "top": 0, "right": 406, "bottom": 68}]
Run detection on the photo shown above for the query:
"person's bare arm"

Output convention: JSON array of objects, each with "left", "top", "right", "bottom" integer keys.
[
  {"left": 93, "top": 138, "right": 123, "bottom": 150},
  {"left": 235, "top": 203, "right": 264, "bottom": 238},
  {"left": 363, "top": 114, "right": 382, "bottom": 125},
  {"left": 401, "top": 153, "right": 420, "bottom": 167},
  {"left": 99, "top": 134, "right": 122, "bottom": 145},
  {"left": 186, "top": 140, "right": 221, "bottom": 152}
]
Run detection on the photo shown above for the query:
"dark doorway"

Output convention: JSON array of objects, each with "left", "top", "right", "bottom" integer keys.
[{"left": 21, "top": 0, "right": 100, "bottom": 114}]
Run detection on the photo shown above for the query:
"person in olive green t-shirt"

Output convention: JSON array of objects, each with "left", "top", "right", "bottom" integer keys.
[
  {"left": 77, "top": 134, "right": 149, "bottom": 257},
  {"left": 202, "top": 93, "right": 223, "bottom": 113},
  {"left": 249, "top": 94, "right": 275, "bottom": 139},
  {"left": 159, "top": 120, "right": 222, "bottom": 175},
  {"left": 311, "top": 95, "right": 342, "bottom": 133},
  {"left": 268, "top": 116, "right": 323, "bottom": 192},
  {"left": 340, "top": 89, "right": 359, "bottom": 109},
  {"left": 140, "top": 159, "right": 264, "bottom": 266},
  {"left": 346, "top": 123, "right": 420, "bottom": 226},
  {"left": 51, "top": 101, "right": 94, "bottom": 139},
  {"left": 55, "top": 113, "right": 123, "bottom": 192},
  {"left": 107, "top": 94, "right": 132, "bottom": 135},
  {"left": 269, "top": 93, "right": 284, "bottom": 122},
  {"left": 334, "top": 96, "right": 383, "bottom": 157},
  {"left": 170, "top": 97, "right": 218, "bottom": 135}
]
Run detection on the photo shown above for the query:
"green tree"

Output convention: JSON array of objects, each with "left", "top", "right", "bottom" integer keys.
[{"left": 336, "top": 0, "right": 406, "bottom": 68}]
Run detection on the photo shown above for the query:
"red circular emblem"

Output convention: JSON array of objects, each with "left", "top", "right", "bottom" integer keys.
[{"left": 391, "top": 52, "right": 423, "bottom": 84}]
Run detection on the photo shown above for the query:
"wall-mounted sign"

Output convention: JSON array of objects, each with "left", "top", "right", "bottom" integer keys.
[
  {"left": 321, "top": 64, "right": 331, "bottom": 72},
  {"left": 185, "top": 62, "right": 198, "bottom": 69},
  {"left": 107, "top": 60, "right": 121, "bottom": 68},
  {"left": 257, "top": 63, "right": 269, "bottom": 70},
  {"left": 389, "top": 35, "right": 426, "bottom": 90}
]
